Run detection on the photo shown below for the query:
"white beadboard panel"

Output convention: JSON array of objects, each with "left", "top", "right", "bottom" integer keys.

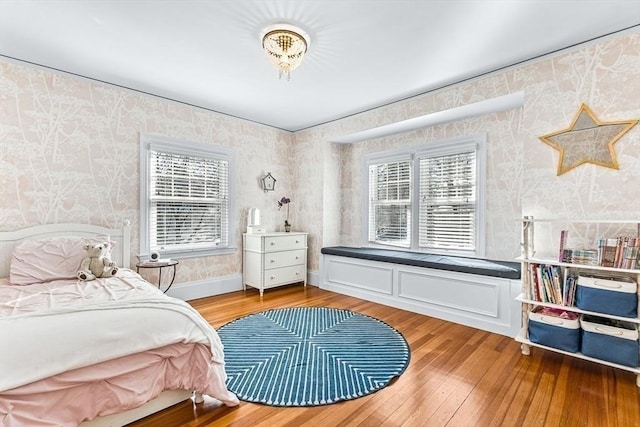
[
  {"left": 397, "top": 268, "right": 499, "bottom": 318},
  {"left": 322, "top": 255, "right": 394, "bottom": 295},
  {"left": 320, "top": 254, "right": 521, "bottom": 337}
]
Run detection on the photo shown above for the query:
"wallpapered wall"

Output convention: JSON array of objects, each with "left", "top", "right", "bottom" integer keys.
[
  {"left": 296, "top": 30, "right": 639, "bottom": 263},
  {"left": 0, "top": 62, "right": 296, "bottom": 283},
  {"left": 1, "top": 31, "right": 638, "bottom": 286}
]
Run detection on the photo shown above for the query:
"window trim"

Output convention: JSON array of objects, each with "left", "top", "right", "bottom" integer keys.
[
  {"left": 362, "top": 134, "right": 486, "bottom": 257},
  {"left": 139, "top": 133, "right": 236, "bottom": 259}
]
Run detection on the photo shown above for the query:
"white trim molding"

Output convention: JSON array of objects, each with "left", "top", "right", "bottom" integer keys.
[
  {"left": 166, "top": 269, "right": 317, "bottom": 301},
  {"left": 331, "top": 92, "right": 524, "bottom": 144}
]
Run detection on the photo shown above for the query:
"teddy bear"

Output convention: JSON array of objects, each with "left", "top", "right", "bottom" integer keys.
[{"left": 77, "top": 242, "right": 118, "bottom": 281}]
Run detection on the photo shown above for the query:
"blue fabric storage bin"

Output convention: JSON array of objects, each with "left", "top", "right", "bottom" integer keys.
[
  {"left": 528, "top": 307, "right": 580, "bottom": 353},
  {"left": 576, "top": 273, "right": 637, "bottom": 318},
  {"left": 580, "top": 315, "right": 639, "bottom": 367}
]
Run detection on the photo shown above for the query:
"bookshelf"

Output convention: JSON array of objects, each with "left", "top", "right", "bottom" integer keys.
[{"left": 517, "top": 217, "right": 640, "bottom": 387}]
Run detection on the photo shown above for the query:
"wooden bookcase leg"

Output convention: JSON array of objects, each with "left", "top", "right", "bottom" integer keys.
[{"left": 521, "top": 343, "right": 531, "bottom": 356}]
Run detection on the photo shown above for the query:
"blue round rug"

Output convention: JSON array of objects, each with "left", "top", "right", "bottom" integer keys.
[{"left": 217, "top": 306, "right": 410, "bottom": 406}]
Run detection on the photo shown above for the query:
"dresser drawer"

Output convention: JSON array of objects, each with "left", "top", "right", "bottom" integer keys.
[
  {"left": 264, "top": 265, "right": 305, "bottom": 287},
  {"left": 264, "top": 235, "right": 306, "bottom": 252},
  {"left": 265, "top": 249, "right": 306, "bottom": 269},
  {"left": 243, "top": 232, "right": 308, "bottom": 296}
]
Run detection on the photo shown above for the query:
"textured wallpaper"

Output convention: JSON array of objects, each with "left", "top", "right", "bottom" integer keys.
[
  {"left": 1, "top": 31, "right": 638, "bottom": 285},
  {"left": 296, "top": 31, "right": 639, "bottom": 263},
  {"left": 0, "top": 61, "right": 296, "bottom": 283}
]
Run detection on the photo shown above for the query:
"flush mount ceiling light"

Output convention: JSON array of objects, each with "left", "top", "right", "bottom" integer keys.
[{"left": 261, "top": 24, "right": 310, "bottom": 81}]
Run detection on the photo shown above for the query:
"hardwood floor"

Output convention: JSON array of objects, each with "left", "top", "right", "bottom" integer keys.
[{"left": 130, "top": 285, "right": 640, "bottom": 426}]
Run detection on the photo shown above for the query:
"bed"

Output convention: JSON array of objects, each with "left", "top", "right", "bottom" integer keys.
[{"left": 0, "top": 221, "right": 238, "bottom": 426}]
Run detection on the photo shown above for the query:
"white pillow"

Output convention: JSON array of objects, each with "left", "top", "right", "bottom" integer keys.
[{"left": 9, "top": 237, "right": 114, "bottom": 285}]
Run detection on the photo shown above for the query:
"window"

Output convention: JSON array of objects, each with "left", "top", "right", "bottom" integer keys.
[
  {"left": 368, "top": 159, "right": 412, "bottom": 247},
  {"left": 364, "top": 134, "right": 485, "bottom": 256},
  {"left": 418, "top": 150, "right": 476, "bottom": 251},
  {"left": 140, "top": 134, "right": 235, "bottom": 258}
]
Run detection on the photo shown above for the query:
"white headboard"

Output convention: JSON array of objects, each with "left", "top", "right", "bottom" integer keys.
[{"left": 0, "top": 221, "right": 131, "bottom": 279}]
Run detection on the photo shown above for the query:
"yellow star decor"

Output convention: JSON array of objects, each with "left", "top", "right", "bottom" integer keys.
[{"left": 539, "top": 103, "right": 638, "bottom": 175}]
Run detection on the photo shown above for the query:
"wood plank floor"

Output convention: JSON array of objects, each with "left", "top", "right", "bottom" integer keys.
[{"left": 130, "top": 285, "right": 640, "bottom": 427}]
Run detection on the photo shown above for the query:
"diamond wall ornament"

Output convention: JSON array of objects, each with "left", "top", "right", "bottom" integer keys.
[{"left": 539, "top": 104, "right": 638, "bottom": 175}]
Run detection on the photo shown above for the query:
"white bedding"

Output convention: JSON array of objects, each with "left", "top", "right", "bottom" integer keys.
[{"left": 0, "top": 269, "right": 225, "bottom": 393}]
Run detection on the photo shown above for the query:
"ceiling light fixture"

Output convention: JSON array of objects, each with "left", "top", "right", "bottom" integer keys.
[{"left": 261, "top": 24, "right": 310, "bottom": 81}]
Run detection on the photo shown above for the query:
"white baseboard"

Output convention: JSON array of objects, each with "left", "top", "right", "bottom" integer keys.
[
  {"left": 166, "top": 274, "right": 243, "bottom": 301},
  {"left": 307, "top": 269, "right": 319, "bottom": 286},
  {"left": 166, "top": 269, "right": 318, "bottom": 301}
]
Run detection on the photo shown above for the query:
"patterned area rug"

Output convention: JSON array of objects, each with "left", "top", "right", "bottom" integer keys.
[{"left": 217, "top": 306, "right": 410, "bottom": 406}]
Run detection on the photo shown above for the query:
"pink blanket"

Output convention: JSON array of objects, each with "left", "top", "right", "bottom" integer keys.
[
  {"left": 1, "top": 343, "right": 237, "bottom": 426},
  {"left": 0, "top": 271, "right": 238, "bottom": 426}
]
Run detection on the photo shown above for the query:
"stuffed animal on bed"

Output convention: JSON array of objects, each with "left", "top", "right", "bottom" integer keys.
[{"left": 77, "top": 242, "right": 118, "bottom": 281}]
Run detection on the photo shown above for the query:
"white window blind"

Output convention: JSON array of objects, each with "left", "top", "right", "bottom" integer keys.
[
  {"left": 368, "top": 160, "right": 411, "bottom": 247},
  {"left": 149, "top": 150, "right": 229, "bottom": 252},
  {"left": 140, "top": 133, "right": 235, "bottom": 258},
  {"left": 363, "top": 134, "right": 484, "bottom": 256},
  {"left": 418, "top": 150, "right": 476, "bottom": 250}
]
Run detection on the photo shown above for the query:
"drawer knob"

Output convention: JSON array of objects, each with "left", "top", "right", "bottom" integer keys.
[
  {"left": 270, "top": 276, "right": 276, "bottom": 280},
  {"left": 270, "top": 259, "right": 275, "bottom": 263},
  {"left": 270, "top": 242, "right": 275, "bottom": 246},
  {"left": 296, "top": 240, "right": 299, "bottom": 243},
  {"left": 295, "top": 256, "right": 299, "bottom": 259}
]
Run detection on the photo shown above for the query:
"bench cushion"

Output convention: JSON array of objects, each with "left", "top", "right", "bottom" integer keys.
[{"left": 320, "top": 246, "right": 521, "bottom": 279}]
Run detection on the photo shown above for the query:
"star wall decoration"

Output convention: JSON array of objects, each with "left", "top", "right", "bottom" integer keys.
[{"left": 539, "top": 104, "right": 638, "bottom": 175}]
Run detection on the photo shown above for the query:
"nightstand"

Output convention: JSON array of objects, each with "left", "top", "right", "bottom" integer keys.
[{"left": 136, "top": 259, "right": 178, "bottom": 293}]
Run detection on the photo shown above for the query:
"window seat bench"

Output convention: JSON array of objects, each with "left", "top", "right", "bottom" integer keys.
[
  {"left": 319, "top": 246, "right": 522, "bottom": 337},
  {"left": 320, "top": 246, "right": 521, "bottom": 279}
]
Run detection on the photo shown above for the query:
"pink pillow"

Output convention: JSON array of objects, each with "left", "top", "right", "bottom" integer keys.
[{"left": 9, "top": 237, "right": 114, "bottom": 285}]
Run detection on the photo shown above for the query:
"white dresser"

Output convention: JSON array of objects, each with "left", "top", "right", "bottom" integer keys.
[{"left": 242, "top": 232, "right": 308, "bottom": 296}]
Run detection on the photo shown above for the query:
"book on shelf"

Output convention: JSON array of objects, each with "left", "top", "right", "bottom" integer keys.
[
  {"left": 597, "top": 238, "right": 614, "bottom": 267},
  {"left": 526, "top": 263, "right": 536, "bottom": 300},
  {"left": 613, "top": 236, "right": 626, "bottom": 268},
  {"left": 622, "top": 244, "right": 639, "bottom": 269},
  {"left": 534, "top": 264, "right": 544, "bottom": 302},
  {"left": 563, "top": 273, "right": 578, "bottom": 306},
  {"left": 558, "top": 229, "right": 568, "bottom": 262},
  {"left": 608, "top": 236, "right": 639, "bottom": 269},
  {"left": 571, "top": 249, "right": 599, "bottom": 266},
  {"left": 550, "top": 266, "right": 563, "bottom": 303},
  {"left": 621, "top": 237, "right": 639, "bottom": 269},
  {"left": 561, "top": 233, "right": 639, "bottom": 270},
  {"left": 540, "top": 265, "right": 554, "bottom": 302},
  {"left": 527, "top": 263, "right": 572, "bottom": 305}
]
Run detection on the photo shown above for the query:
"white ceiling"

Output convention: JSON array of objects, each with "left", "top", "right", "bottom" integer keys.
[{"left": 1, "top": 1, "right": 638, "bottom": 132}]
